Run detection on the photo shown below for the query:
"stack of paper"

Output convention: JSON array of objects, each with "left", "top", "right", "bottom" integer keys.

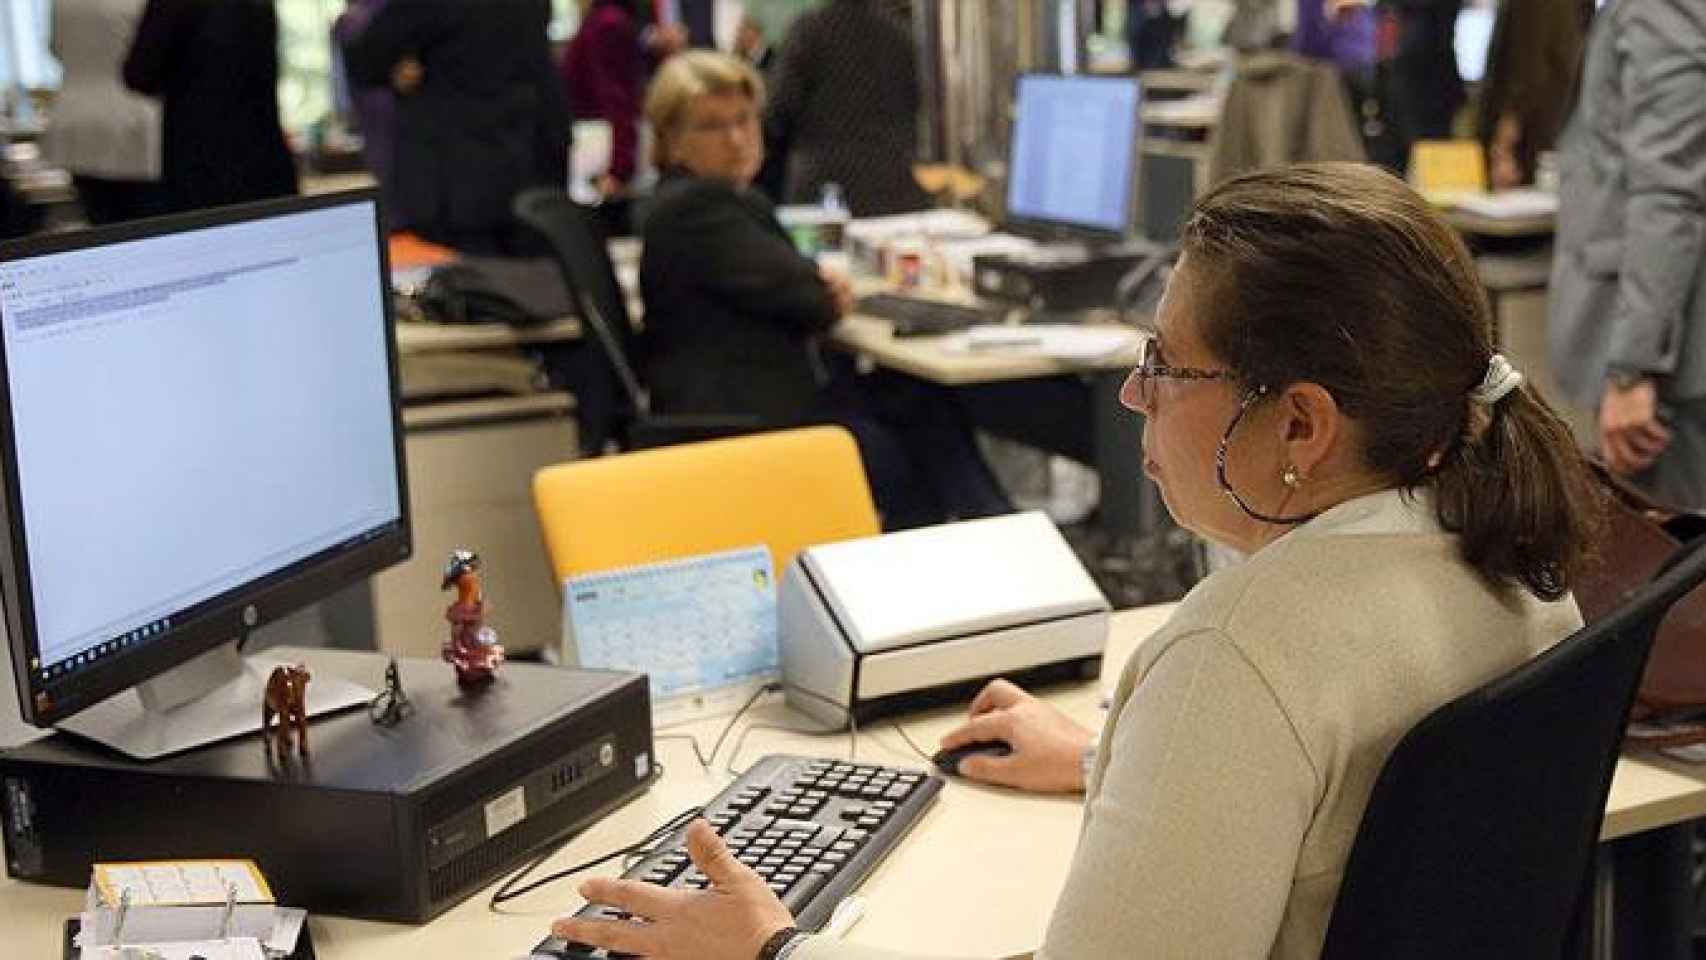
[
  {"left": 950, "top": 325, "right": 1141, "bottom": 360},
  {"left": 1453, "top": 189, "right": 1559, "bottom": 220},
  {"left": 77, "top": 859, "right": 306, "bottom": 957}
]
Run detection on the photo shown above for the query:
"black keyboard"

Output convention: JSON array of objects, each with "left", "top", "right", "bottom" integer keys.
[
  {"left": 532, "top": 754, "right": 943, "bottom": 958},
  {"left": 856, "top": 292, "right": 1001, "bottom": 336}
]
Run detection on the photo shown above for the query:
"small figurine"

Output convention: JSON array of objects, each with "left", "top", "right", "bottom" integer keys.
[
  {"left": 368, "top": 655, "right": 413, "bottom": 727},
  {"left": 262, "top": 663, "right": 311, "bottom": 760},
  {"left": 442, "top": 549, "right": 505, "bottom": 689}
]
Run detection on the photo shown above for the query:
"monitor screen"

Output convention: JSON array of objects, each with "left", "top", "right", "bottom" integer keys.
[
  {"left": 0, "top": 193, "right": 409, "bottom": 727},
  {"left": 1455, "top": 5, "right": 1496, "bottom": 84},
  {"left": 1005, "top": 73, "right": 1142, "bottom": 239}
]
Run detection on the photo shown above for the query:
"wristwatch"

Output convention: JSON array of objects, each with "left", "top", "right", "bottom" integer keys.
[{"left": 1607, "top": 368, "right": 1651, "bottom": 390}]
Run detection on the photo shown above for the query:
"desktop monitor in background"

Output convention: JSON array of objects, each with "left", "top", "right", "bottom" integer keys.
[
  {"left": 1455, "top": 4, "right": 1497, "bottom": 85},
  {"left": 0, "top": 191, "right": 411, "bottom": 759},
  {"left": 1004, "top": 73, "right": 1142, "bottom": 243}
]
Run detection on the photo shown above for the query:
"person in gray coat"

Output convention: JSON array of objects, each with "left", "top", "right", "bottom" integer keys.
[
  {"left": 1549, "top": 0, "right": 1706, "bottom": 507},
  {"left": 765, "top": 0, "right": 929, "bottom": 217}
]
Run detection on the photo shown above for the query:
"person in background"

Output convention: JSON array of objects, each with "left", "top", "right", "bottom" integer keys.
[
  {"left": 1292, "top": 0, "right": 1399, "bottom": 166},
  {"left": 735, "top": 13, "right": 786, "bottom": 202},
  {"left": 1550, "top": 0, "right": 1706, "bottom": 509},
  {"left": 766, "top": 0, "right": 930, "bottom": 217},
  {"left": 1384, "top": 0, "right": 1464, "bottom": 174},
  {"left": 733, "top": 14, "right": 774, "bottom": 72},
  {"left": 332, "top": 0, "right": 414, "bottom": 220},
  {"left": 552, "top": 162, "right": 1601, "bottom": 960},
  {"left": 562, "top": 0, "right": 645, "bottom": 203},
  {"left": 1126, "top": 0, "right": 1183, "bottom": 71},
  {"left": 638, "top": 52, "right": 1010, "bottom": 530},
  {"left": 1476, "top": 0, "right": 1589, "bottom": 189},
  {"left": 45, "top": 0, "right": 165, "bottom": 225},
  {"left": 123, "top": 0, "right": 297, "bottom": 215},
  {"left": 342, "top": 0, "right": 570, "bottom": 254}
]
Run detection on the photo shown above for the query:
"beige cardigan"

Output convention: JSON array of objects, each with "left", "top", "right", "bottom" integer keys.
[{"left": 797, "top": 489, "right": 1581, "bottom": 960}]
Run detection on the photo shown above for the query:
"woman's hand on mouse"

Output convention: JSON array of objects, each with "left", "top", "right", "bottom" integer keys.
[{"left": 939, "top": 678, "right": 1094, "bottom": 794}]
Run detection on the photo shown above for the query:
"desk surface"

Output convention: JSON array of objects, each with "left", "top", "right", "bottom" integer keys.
[
  {"left": 1441, "top": 205, "right": 1556, "bottom": 239},
  {"left": 394, "top": 317, "right": 583, "bottom": 356},
  {"left": 7, "top": 606, "right": 1706, "bottom": 958},
  {"left": 832, "top": 314, "right": 1140, "bottom": 386}
]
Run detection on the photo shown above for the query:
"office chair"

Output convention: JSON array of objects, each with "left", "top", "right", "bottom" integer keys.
[
  {"left": 1318, "top": 535, "right": 1706, "bottom": 960},
  {"left": 532, "top": 425, "right": 880, "bottom": 583},
  {"left": 511, "top": 188, "right": 762, "bottom": 451}
]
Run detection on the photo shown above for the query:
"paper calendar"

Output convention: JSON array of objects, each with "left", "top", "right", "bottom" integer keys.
[{"left": 562, "top": 546, "right": 779, "bottom": 726}]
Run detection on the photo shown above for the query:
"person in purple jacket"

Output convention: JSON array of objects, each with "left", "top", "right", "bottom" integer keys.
[
  {"left": 333, "top": 0, "right": 420, "bottom": 227},
  {"left": 561, "top": 0, "right": 645, "bottom": 201}
]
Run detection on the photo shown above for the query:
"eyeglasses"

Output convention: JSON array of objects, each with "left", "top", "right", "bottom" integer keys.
[
  {"left": 1215, "top": 384, "right": 1319, "bottom": 526},
  {"left": 681, "top": 110, "right": 758, "bottom": 138},
  {"left": 1119, "top": 336, "right": 1233, "bottom": 410}
]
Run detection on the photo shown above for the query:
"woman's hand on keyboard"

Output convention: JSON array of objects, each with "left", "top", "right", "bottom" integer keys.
[
  {"left": 552, "top": 819, "right": 793, "bottom": 960},
  {"left": 940, "top": 678, "right": 1094, "bottom": 794}
]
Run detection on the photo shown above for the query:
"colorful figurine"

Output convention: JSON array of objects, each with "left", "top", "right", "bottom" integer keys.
[
  {"left": 442, "top": 549, "right": 504, "bottom": 688},
  {"left": 262, "top": 663, "right": 311, "bottom": 760}
]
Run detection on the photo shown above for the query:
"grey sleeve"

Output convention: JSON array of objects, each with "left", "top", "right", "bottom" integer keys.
[{"left": 1608, "top": 0, "right": 1706, "bottom": 375}]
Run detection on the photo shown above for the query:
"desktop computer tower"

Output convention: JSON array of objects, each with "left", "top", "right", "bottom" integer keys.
[{"left": 0, "top": 653, "right": 654, "bottom": 923}]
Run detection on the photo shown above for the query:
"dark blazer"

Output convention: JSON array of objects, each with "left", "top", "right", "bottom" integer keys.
[
  {"left": 1388, "top": 0, "right": 1466, "bottom": 144},
  {"left": 640, "top": 173, "right": 836, "bottom": 425},
  {"left": 123, "top": 0, "right": 296, "bottom": 214},
  {"left": 342, "top": 0, "right": 569, "bottom": 239},
  {"left": 766, "top": 0, "right": 929, "bottom": 217}
]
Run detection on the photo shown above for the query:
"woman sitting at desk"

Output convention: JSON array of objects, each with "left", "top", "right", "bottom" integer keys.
[
  {"left": 552, "top": 163, "right": 1604, "bottom": 958},
  {"left": 638, "top": 51, "right": 1009, "bottom": 530}
]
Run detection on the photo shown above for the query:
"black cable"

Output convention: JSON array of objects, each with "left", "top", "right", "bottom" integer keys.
[
  {"left": 655, "top": 733, "right": 713, "bottom": 769},
  {"left": 709, "top": 681, "right": 783, "bottom": 766},
  {"left": 723, "top": 681, "right": 864, "bottom": 776},
  {"left": 655, "top": 681, "right": 783, "bottom": 772},
  {"left": 489, "top": 798, "right": 703, "bottom": 909},
  {"left": 776, "top": 682, "right": 860, "bottom": 761},
  {"left": 889, "top": 720, "right": 935, "bottom": 764}
]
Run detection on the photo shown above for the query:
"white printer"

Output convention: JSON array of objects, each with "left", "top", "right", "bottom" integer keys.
[{"left": 779, "top": 511, "right": 1110, "bottom": 726}]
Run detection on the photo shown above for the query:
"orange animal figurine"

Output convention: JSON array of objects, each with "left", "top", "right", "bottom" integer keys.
[
  {"left": 442, "top": 549, "right": 505, "bottom": 689},
  {"left": 262, "top": 663, "right": 311, "bottom": 760}
]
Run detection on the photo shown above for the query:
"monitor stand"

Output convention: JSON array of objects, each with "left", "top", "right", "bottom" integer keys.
[{"left": 56, "top": 643, "right": 375, "bottom": 761}]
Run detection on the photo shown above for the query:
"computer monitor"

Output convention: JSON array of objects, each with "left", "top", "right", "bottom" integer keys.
[
  {"left": 0, "top": 191, "right": 411, "bottom": 759},
  {"left": 1455, "top": 4, "right": 1497, "bottom": 85},
  {"left": 1004, "top": 73, "right": 1142, "bottom": 243}
]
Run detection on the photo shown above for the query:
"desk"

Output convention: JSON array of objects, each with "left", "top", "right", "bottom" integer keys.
[
  {"left": 1442, "top": 205, "right": 1556, "bottom": 239},
  {"left": 396, "top": 318, "right": 583, "bottom": 357},
  {"left": 8, "top": 605, "right": 1704, "bottom": 958},
  {"left": 831, "top": 313, "right": 1162, "bottom": 561}
]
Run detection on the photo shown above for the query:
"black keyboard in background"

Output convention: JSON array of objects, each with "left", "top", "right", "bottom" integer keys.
[
  {"left": 532, "top": 754, "right": 943, "bottom": 959},
  {"left": 855, "top": 293, "right": 1001, "bottom": 337}
]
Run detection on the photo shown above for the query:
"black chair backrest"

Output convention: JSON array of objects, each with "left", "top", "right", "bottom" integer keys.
[
  {"left": 512, "top": 189, "right": 648, "bottom": 413},
  {"left": 1319, "top": 535, "right": 1706, "bottom": 960},
  {"left": 512, "top": 188, "right": 765, "bottom": 452}
]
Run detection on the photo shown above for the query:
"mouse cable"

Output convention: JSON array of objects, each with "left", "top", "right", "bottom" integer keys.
[
  {"left": 888, "top": 720, "right": 935, "bottom": 764},
  {"left": 489, "top": 798, "right": 704, "bottom": 909}
]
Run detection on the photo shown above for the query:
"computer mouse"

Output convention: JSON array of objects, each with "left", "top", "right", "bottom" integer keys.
[{"left": 930, "top": 740, "right": 1013, "bottom": 777}]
